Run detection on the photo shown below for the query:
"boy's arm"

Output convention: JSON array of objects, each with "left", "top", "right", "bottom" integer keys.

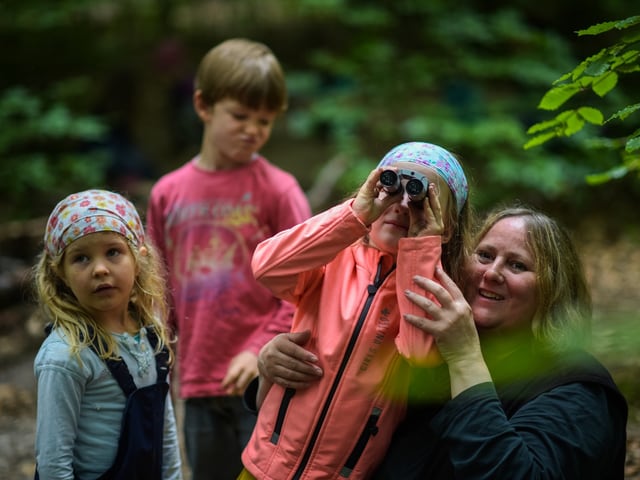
[
  {"left": 145, "top": 190, "right": 167, "bottom": 258},
  {"left": 272, "top": 179, "right": 312, "bottom": 233},
  {"left": 242, "top": 297, "right": 296, "bottom": 358}
]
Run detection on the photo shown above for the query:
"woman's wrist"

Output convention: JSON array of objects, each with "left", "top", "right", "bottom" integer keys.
[{"left": 447, "top": 354, "right": 492, "bottom": 398}]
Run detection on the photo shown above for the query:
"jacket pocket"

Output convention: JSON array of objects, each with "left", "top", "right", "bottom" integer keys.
[
  {"left": 340, "top": 406, "right": 382, "bottom": 478},
  {"left": 270, "top": 387, "right": 296, "bottom": 444}
]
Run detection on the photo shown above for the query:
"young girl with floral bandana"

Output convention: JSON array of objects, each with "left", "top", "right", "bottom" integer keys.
[
  {"left": 32, "top": 190, "right": 182, "bottom": 479},
  {"left": 239, "top": 142, "right": 472, "bottom": 480}
]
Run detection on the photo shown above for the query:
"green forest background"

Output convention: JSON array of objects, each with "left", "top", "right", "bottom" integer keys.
[
  {"left": 1, "top": 0, "right": 639, "bottom": 220},
  {"left": 1, "top": 0, "right": 639, "bottom": 410}
]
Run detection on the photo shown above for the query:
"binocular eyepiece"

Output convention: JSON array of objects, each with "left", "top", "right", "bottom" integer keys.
[{"left": 380, "top": 168, "right": 428, "bottom": 202}]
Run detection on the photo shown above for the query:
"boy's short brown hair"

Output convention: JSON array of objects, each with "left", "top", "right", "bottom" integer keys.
[{"left": 195, "top": 38, "right": 287, "bottom": 113}]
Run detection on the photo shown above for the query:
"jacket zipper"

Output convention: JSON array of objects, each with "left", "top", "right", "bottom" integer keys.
[
  {"left": 291, "top": 259, "right": 395, "bottom": 480},
  {"left": 271, "top": 387, "right": 296, "bottom": 443},
  {"left": 340, "top": 407, "right": 382, "bottom": 477}
]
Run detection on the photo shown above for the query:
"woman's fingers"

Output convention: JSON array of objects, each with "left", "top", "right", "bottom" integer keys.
[
  {"left": 258, "top": 331, "right": 323, "bottom": 389},
  {"left": 269, "top": 353, "right": 323, "bottom": 389},
  {"left": 412, "top": 268, "right": 462, "bottom": 305},
  {"left": 404, "top": 269, "right": 480, "bottom": 367},
  {"left": 434, "top": 266, "right": 461, "bottom": 295},
  {"left": 403, "top": 311, "right": 437, "bottom": 334},
  {"left": 411, "top": 275, "right": 448, "bottom": 307}
]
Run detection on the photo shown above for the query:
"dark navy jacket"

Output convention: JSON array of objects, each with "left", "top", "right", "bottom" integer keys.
[{"left": 373, "top": 348, "right": 628, "bottom": 480}]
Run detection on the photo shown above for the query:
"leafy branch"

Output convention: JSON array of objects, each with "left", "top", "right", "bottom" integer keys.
[{"left": 525, "top": 15, "right": 640, "bottom": 184}]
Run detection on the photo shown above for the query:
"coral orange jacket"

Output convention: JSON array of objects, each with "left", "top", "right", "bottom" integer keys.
[{"left": 242, "top": 201, "right": 442, "bottom": 479}]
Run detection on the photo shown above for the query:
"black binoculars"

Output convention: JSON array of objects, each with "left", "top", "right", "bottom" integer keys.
[{"left": 380, "top": 168, "right": 429, "bottom": 202}]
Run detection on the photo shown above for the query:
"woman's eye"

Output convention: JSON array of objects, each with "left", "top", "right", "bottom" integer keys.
[
  {"left": 510, "top": 261, "right": 527, "bottom": 272},
  {"left": 476, "top": 250, "right": 492, "bottom": 262}
]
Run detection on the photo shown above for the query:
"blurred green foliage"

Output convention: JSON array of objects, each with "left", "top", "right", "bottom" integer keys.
[
  {"left": 278, "top": 0, "right": 639, "bottom": 218},
  {"left": 0, "top": 0, "right": 638, "bottom": 224},
  {"left": 0, "top": 86, "right": 108, "bottom": 220}
]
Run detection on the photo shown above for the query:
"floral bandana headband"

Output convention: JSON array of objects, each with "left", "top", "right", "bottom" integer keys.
[
  {"left": 44, "top": 189, "right": 145, "bottom": 257},
  {"left": 377, "top": 142, "right": 469, "bottom": 214}
]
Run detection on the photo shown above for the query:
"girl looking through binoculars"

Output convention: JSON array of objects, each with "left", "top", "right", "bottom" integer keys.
[{"left": 238, "top": 141, "right": 472, "bottom": 480}]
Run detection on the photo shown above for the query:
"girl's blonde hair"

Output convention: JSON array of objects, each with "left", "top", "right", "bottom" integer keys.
[
  {"left": 33, "top": 226, "right": 174, "bottom": 365},
  {"left": 441, "top": 197, "right": 474, "bottom": 286}
]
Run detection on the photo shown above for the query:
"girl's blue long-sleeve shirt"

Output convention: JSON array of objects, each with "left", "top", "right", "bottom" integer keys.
[{"left": 34, "top": 327, "right": 182, "bottom": 480}]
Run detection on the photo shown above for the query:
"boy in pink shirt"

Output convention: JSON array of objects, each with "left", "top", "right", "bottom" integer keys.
[{"left": 146, "top": 38, "right": 311, "bottom": 480}]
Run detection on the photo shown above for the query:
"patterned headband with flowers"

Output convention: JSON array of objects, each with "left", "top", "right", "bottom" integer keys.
[
  {"left": 44, "top": 189, "right": 145, "bottom": 256},
  {"left": 377, "top": 142, "right": 469, "bottom": 214}
]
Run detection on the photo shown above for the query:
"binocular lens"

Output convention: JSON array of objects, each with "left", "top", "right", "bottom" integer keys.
[
  {"left": 380, "top": 170, "right": 401, "bottom": 193},
  {"left": 405, "top": 178, "right": 424, "bottom": 197},
  {"left": 379, "top": 168, "right": 428, "bottom": 202}
]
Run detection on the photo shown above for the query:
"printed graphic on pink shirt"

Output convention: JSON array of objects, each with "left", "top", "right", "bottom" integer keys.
[{"left": 164, "top": 195, "right": 267, "bottom": 303}]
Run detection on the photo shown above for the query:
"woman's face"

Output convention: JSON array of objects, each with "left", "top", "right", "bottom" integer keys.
[
  {"left": 368, "top": 162, "right": 451, "bottom": 256},
  {"left": 463, "top": 216, "right": 538, "bottom": 334}
]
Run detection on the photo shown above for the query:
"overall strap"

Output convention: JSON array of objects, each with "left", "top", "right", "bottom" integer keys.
[
  {"left": 103, "top": 358, "right": 138, "bottom": 397},
  {"left": 85, "top": 327, "right": 137, "bottom": 397},
  {"left": 103, "top": 327, "right": 170, "bottom": 396},
  {"left": 144, "top": 325, "right": 170, "bottom": 383},
  {"left": 43, "top": 322, "right": 168, "bottom": 396}
]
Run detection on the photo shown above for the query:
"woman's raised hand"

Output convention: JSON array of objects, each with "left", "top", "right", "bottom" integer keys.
[{"left": 402, "top": 267, "right": 491, "bottom": 397}]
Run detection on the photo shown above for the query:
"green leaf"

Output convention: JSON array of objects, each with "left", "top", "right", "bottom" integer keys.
[
  {"left": 526, "top": 117, "right": 561, "bottom": 134},
  {"left": 607, "top": 103, "right": 640, "bottom": 122},
  {"left": 554, "top": 71, "right": 573, "bottom": 84},
  {"left": 577, "top": 107, "right": 604, "bottom": 125},
  {"left": 592, "top": 71, "right": 618, "bottom": 97},
  {"left": 523, "top": 131, "right": 557, "bottom": 149},
  {"left": 576, "top": 16, "right": 640, "bottom": 36},
  {"left": 577, "top": 21, "right": 619, "bottom": 36},
  {"left": 617, "top": 64, "right": 640, "bottom": 74},
  {"left": 626, "top": 136, "right": 640, "bottom": 153},
  {"left": 585, "top": 165, "right": 629, "bottom": 185},
  {"left": 538, "top": 84, "right": 580, "bottom": 110},
  {"left": 563, "top": 112, "right": 584, "bottom": 136},
  {"left": 619, "top": 49, "right": 640, "bottom": 65},
  {"left": 583, "top": 50, "right": 611, "bottom": 76},
  {"left": 556, "top": 110, "right": 576, "bottom": 122}
]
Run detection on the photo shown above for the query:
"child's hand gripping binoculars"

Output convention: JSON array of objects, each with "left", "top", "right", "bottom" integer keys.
[{"left": 379, "top": 169, "right": 429, "bottom": 203}]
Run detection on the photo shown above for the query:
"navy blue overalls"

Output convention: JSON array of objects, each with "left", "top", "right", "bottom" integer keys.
[{"left": 35, "top": 326, "right": 170, "bottom": 480}]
